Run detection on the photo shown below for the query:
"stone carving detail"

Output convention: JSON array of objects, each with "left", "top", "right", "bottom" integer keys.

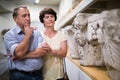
[
  {"left": 62, "top": 25, "right": 80, "bottom": 59},
  {"left": 95, "top": 9, "right": 120, "bottom": 80},
  {"left": 63, "top": 9, "right": 120, "bottom": 80},
  {"left": 73, "top": 13, "right": 104, "bottom": 66}
]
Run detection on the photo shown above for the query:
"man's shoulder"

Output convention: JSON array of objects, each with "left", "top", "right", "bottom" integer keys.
[
  {"left": 4, "top": 28, "right": 14, "bottom": 36},
  {"left": 33, "top": 29, "right": 42, "bottom": 37},
  {"left": 33, "top": 28, "right": 40, "bottom": 34},
  {"left": 4, "top": 28, "right": 16, "bottom": 41}
]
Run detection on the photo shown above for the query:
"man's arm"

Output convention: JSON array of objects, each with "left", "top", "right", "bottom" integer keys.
[
  {"left": 24, "top": 47, "right": 47, "bottom": 59},
  {"left": 14, "top": 35, "right": 31, "bottom": 59},
  {"left": 18, "top": 43, "right": 49, "bottom": 59},
  {"left": 50, "top": 40, "right": 67, "bottom": 58},
  {"left": 14, "top": 25, "right": 33, "bottom": 59}
]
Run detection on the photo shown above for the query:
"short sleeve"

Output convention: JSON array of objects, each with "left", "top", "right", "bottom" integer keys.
[
  {"left": 4, "top": 31, "right": 18, "bottom": 56},
  {"left": 59, "top": 31, "right": 67, "bottom": 42}
]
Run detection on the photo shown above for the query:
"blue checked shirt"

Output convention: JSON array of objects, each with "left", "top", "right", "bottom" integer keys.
[{"left": 4, "top": 25, "right": 43, "bottom": 72}]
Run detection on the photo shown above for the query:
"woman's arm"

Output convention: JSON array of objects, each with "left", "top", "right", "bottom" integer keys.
[{"left": 51, "top": 40, "right": 67, "bottom": 58}]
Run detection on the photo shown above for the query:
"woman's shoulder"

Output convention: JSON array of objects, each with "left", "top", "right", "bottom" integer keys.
[
  {"left": 56, "top": 31, "right": 67, "bottom": 40},
  {"left": 57, "top": 31, "right": 65, "bottom": 36}
]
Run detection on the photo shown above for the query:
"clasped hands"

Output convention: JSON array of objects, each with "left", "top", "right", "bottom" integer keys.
[{"left": 41, "top": 42, "right": 57, "bottom": 56}]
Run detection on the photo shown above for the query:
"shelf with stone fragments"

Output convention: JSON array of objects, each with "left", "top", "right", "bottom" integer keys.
[{"left": 66, "top": 51, "right": 110, "bottom": 80}]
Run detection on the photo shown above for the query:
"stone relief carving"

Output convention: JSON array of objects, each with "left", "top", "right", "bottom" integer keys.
[
  {"left": 62, "top": 25, "right": 80, "bottom": 59},
  {"left": 73, "top": 13, "right": 105, "bottom": 66},
  {"left": 86, "top": 14, "right": 105, "bottom": 67},
  {"left": 62, "top": 9, "right": 120, "bottom": 80},
  {"left": 95, "top": 9, "right": 120, "bottom": 80}
]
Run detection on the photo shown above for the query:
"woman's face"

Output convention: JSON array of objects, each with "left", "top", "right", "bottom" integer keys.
[{"left": 43, "top": 14, "right": 55, "bottom": 27}]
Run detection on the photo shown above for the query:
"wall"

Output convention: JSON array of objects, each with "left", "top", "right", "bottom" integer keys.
[{"left": 58, "top": 0, "right": 73, "bottom": 19}]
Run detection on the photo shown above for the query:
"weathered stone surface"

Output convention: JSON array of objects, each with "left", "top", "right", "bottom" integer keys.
[
  {"left": 62, "top": 25, "right": 80, "bottom": 59},
  {"left": 97, "top": 9, "right": 120, "bottom": 80},
  {"left": 73, "top": 13, "right": 104, "bottom": 66},
  {"left": 62, "top": 9, "right": 120, "bottom": 80}
]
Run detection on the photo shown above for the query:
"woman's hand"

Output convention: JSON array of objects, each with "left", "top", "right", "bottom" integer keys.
[{"left": 41, "top": 42, "right": 51, "bottom": 52}]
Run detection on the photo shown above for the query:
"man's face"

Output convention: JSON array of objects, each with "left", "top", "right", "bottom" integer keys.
[{"left": 14, "top": 8, "right": 31, "bottom": 29}]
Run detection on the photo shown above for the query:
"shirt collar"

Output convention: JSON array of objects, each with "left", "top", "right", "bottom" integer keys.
[
  {"left": 15, "top": 25, "right": 24, "bottom": 34},
  {"left": 15, "top": 24, "right": 34, "bottom": 34}
]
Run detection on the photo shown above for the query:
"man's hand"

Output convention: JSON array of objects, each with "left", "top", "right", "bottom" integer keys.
[{"left": 24, "top": 23, "right": 33, "bottom": 37}]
